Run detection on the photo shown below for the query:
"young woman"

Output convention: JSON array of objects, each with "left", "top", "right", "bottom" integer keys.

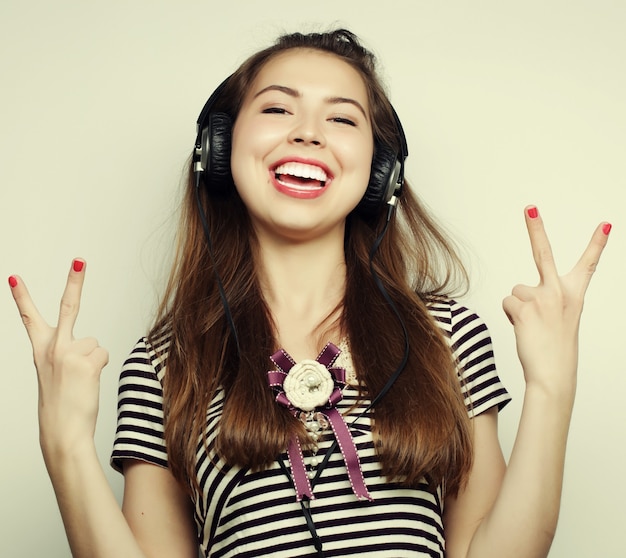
[{"left": 9, "top": 29, "right": 610, "bottom": 558}]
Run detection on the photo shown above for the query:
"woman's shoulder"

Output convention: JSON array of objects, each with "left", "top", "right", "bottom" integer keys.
[
  {"left": 121, "top": 327, "right": 172, "bottom": 385},
  {"left": 425, "top": 297, "right": 511, "bottom": 413},
  {"left": 424, "top": 296, "right": 488, "bottom": 336},
  {"left": 424, "top": 296, "right": 495, "bottom": 358}
]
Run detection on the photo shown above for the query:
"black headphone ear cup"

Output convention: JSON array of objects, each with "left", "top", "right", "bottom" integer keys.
[
  {"left": 202, "top": 112, "right": 233, "bottom": 193},
  {"left": 357, "top": 144, "right": 399, "bottom": 217}
]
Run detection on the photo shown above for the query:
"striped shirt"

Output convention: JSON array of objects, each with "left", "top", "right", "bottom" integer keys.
[{"left": 112, "top": 299, "right": 510, "bottom": 557}]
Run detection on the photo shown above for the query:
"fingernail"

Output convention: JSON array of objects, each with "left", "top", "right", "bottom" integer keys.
[
  {"left": 527, "top": 206, "right": 539, "bottom": 219},
  {"left": 8, "top": 276, "right": 18, "bottom": 288},
  {"left": 602, "top": 223, "right": 612, "bottom": 235},
  {"left": 73, "top": 259, "right": 85, "bottom": 272}
]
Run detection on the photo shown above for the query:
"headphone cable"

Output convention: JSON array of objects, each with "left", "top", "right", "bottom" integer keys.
[
  {"left": 282, "top": 198, "right": 410, "bottom": 557},
  {"left": 194, "top": 172, "right": 242, "bottom": 358}
]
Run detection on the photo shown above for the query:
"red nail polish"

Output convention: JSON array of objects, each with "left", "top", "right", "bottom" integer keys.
[
  {"left": 73, "top": 260, "right": 84, "bottom": 272},
  {"left": 8, "top": 276, "right": 18, "bottom": 288},
  {"left": 527, "top": 206, "right": 539, "bottom": 219},
  {"left": 602, "top": 223, "right": 612, "bottom": 235}
]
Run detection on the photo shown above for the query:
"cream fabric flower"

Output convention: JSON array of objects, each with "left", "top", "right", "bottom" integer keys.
[
  {"left": 283, "top": 359, "right": 334, "bottom": 412},
  {"left": 267, "top": 343, "right": 372, "bottom": 501}
]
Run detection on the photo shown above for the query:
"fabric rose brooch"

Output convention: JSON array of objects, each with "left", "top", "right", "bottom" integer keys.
[{"left": 267, "top": 342, "right": 372, "bottom": 502}]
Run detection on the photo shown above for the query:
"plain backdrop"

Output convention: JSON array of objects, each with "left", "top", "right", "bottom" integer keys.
[{"left": 1, "top": 1, "right": 624, "bottom": 556}]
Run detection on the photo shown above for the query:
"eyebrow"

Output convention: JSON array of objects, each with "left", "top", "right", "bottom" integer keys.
[{"left": 253, "top": 84, "right": 368, "bottom": 119}]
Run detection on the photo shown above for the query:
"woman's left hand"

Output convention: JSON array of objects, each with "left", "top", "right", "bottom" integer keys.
[{"left": 502, "top": 206, "right": 611, "bottom": 398}]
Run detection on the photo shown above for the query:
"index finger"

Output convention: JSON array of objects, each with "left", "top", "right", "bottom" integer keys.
[
  {"left": 57, "top": 258, "right": 87, "bottom": 338},
  {"left": 8, "top": 275, "right": 48, "bottom": 341},
  {"left": 570, "top": 221, "right": 611, "bottom": 292},
  {"left": 524, "top": 205, "right": 558, "bottom": 283}
]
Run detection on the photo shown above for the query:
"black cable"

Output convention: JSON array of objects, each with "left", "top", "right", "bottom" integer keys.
[
  {"left": 297, "top": 199, "right": 411, "bottom": 555},
  {"left": 277, "top": 458, "right": 324, "bottom": 557},
  {"left": 197, "top": 173, "right": 322, "bottom": 555},
  {"left": 310, "top": 199, "right": 409, "bottom": 478},
  {"left": 365, "top": 199, "right": 411, "bottom": 410},
  {"left": 194, "top": 172, "right": 242, "bottom": 357}
]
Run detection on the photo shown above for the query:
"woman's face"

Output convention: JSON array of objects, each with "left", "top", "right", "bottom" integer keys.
[{"left": 230, "top": 48, "right": 375, "bottom": 243}]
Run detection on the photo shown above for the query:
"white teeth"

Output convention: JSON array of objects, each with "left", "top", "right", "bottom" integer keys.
[{"left": 274, "top": 162, "right": 328, "bottom": 182}]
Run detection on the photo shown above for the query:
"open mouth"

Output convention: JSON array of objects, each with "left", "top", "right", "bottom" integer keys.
[{"left": 273, "top": 162, "right": 328, "bottom": 191}]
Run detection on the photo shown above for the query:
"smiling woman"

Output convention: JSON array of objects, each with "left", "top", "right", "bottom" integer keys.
[
  {"left": 8, "top": 28, "right": 610, "bottom": 558},
  {"left": 231, "top": 49, "right": 374, "bottom": 237}
]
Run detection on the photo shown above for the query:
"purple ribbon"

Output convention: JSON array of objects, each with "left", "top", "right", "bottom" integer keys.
[{"left": 267, "top": 342, "right": 373, "bottom": 502}]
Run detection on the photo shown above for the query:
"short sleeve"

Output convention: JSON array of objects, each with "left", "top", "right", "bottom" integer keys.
[
  {"left": 430, "top": 299, "right": 511, "bottom": 417},
  {"left": 110, "top": 336, "right": 169, "bottom": 473}
]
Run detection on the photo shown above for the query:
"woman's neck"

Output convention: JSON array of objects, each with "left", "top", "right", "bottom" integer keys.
[{"left": 256, "top": 232, "right": 347, "bottom": 361}]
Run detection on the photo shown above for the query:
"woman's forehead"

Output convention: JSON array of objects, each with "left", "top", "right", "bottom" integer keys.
[{"left": 247, "top": 49, "right": 369, "bottom": 106}]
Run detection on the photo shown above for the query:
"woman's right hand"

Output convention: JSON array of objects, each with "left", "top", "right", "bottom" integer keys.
[
  {"left": 8, "top": 259, "right": 109, "bottom": 462},
  {"left": 9, "top": 261, "right": 192, "bottom": 558}
]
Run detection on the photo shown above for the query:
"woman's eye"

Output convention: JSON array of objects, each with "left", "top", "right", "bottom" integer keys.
[
  {"left": 331, "top": 116, "right": 357, "bottom": 126},
  {"left": 262, "top": 107, "right": 288, "bottom": 114}
]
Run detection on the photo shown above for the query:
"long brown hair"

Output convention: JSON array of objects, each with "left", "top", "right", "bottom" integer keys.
[{"left": 150, "top": 29, "right": 473, "bottom": 496}]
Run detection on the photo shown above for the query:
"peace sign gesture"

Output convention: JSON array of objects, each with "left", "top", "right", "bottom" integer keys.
[
  {"left": 8, "top": 260, "right": 109, "bottom": 460},
  {"left": 503, "top": 207, "right": 611, "bottom": 397}
]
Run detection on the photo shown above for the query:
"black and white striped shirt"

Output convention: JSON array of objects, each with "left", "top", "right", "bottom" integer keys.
[{"left": 112, "top": 299, "right": 510, "bottom": 557}]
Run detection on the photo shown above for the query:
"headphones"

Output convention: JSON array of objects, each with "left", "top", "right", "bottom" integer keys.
[{"left": 193, "top": 75, "right": 409, "bottom": 217}]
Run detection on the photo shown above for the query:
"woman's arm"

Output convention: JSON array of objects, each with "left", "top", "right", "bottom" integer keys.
[
  {"left": 9, "top": 260, "right": 197, "bottom": 558},
  {"left": 444, "top": 207, "right": 610, "bottom": 558},
  {"left": 445, "top": 392, "right": 574, "bottom": 558},
  {"left": 122, "top": 460, "right": 198, "bottom": 557},
  {"left": 443, "top": 408, "right": 506, "bottom": 557}
]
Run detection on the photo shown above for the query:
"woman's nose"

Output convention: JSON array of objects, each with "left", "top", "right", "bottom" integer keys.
[{"left": 288, "top": 117, "right": 326, "bottom": 147}]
